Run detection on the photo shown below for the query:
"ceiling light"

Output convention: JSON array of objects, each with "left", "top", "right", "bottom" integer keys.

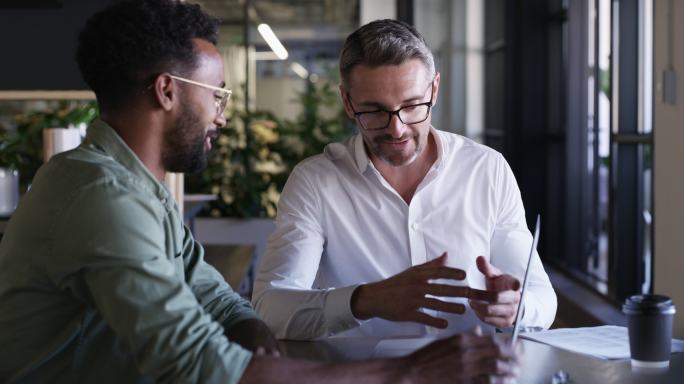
[
  {"left": 290, "top": 62, "right": 309, "bottom": 79},
  {"left": 257, "top": 23, "right": 288, "bottom": 60},
  {"left": 253, "top": 51, "right": 281, "bottom": 60}
]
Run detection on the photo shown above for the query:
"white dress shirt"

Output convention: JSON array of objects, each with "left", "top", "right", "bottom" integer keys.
[{"left": 252, "top": 128, "right": 557, "bottom": 340}]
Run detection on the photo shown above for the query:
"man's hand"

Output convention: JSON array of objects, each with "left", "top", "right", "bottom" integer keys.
[
  {"left": 403, "top": 327, "right": 520, "bottom": 383},
  {"left": 240, "top": 328, "right": 520, "bottom": 384},
  {"left": 226, "top": 318, "right": 280, "bottom": 356},
  {"left": 350, "top": 252, "right": 469, "bottom": 328},
  {"left": 469, "top": 256, "right": 521, "bottom": 328}
]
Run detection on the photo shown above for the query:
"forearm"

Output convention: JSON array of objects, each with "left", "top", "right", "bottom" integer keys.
[
  {"left": 239, "top": 355, "right": 406, "bottom": 384},
  {"left": 253, "top": 285, "right": 361, "bottom": 339}
]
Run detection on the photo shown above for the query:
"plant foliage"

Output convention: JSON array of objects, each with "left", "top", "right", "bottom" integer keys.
[{"left": 185, "top": 80, "right": 353, "bottom": 218}]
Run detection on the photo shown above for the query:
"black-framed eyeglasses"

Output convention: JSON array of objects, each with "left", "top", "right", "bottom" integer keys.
[{"left": 347, "top": 82, "right": 434, "bottom": 131}]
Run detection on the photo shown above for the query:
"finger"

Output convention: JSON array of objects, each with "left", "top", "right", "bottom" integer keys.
[
  {"left": 470, "top": 290, "right": 520, "bottom": 304},
  {"left": 475, "top": 376, "right": 518, "bottom": 384},
  {"left": 406, "top": 311, "right": 449, "bottom": 328},
  {"left": 469, "top": 303, "right": 515, "bottom": 327},
  {"left": 469, "top": 301, "right": 518, "bottom": 318},
  {"left": 422, "top": 283, "right": 471, "bottom": 297},
  {"left": 486, "top": 357, "right": 520, "bottom": 377},
  {"left": 488, "top": 274, "right": 521, "bottom": 292},
  {"left": 469, "top": 302, "right": 517, "bottom": 327},
  {"left": 417, "top": 266, "right": 467, "bottom": 281},
  {"left": 473, "top": 359, "right": 518, "bottom": 380},
  {"left": 476, "top": 256, "right": 501, "bottom": 279},
  {"left": 255, "top": 346, "right": 266, "bottom": 356},
  {"left": 421, "top": 297, "right": 466, "bottom": 314},
  {"left": 446, "top": 333, "right": 498, "bottom": 349},
  {"left": 467, "top": 288, "right": 500, "bottom": 302},
  {"left": 481, "top": 316, "right": 516, "bottom": 328},
  {"left": 458, "top": 342, "right": 519, "bottom": 367}
]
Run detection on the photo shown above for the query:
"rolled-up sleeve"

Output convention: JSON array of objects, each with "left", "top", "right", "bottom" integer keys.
[
  {"left": 252, "top": 166, "right": 362, "bottom": 340},
  {"left": 49, "top": 181, "right": 252, "bottom": 384}
]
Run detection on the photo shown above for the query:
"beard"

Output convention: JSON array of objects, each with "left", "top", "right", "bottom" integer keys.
[
  {"left": 162, "top": 98, "right": 213, "bottom": 174},
  {"left": 365, "top": 131, "right": 425, "bottom": 167}
]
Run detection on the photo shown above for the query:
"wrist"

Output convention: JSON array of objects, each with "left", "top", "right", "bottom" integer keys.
[
  {"left": 350, "top": 283, "right": 373, "bottom": 320},
  {"left": 393, "top": 356, "right": 416, "bottom": 384}
]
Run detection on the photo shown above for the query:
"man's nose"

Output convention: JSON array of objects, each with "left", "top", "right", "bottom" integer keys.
[
  {"left": 215, "top": 111, "right": 227, "bottom": 128},
  {"left": 386, "top": 113, "right": 406, "bottom": 138}
]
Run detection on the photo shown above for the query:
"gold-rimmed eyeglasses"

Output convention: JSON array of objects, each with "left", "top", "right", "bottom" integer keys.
[{"left": 168, "top": 74, "right": 232, "bottom": 115}]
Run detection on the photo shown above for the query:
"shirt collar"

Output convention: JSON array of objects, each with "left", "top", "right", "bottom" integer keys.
[
  {"left": 83, "top": 119, "right": 170, "bottom": 201},
  {"left": 352, "top": 126, "right": 445, "bottom": 174}
]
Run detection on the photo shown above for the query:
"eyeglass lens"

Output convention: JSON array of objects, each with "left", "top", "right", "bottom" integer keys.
[{"left": 359, "top": 104, "right": 430, "bottom": 130}]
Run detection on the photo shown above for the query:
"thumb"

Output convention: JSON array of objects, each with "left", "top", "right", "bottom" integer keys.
[{"left": 476, "top": 256, "right": 501, "bottom": 279}]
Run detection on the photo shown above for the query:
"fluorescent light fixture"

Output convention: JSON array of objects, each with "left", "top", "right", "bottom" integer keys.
[
  {"left": 253, "top": 51, "right": 281, "bottom": 61},
  {"left": 257, "top": 23, "right": 288, "bottom": 60},
  {"left": 290, "top": 62, "right": 309, "bottom": 79}
]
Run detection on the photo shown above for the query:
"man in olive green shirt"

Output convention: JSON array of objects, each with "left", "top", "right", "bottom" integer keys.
[
  {"left": 0, "top": 118, "right": 263, "bottom": 382},
  {"left": 0, "top": 1, "right": 519, "bottom": 383}
]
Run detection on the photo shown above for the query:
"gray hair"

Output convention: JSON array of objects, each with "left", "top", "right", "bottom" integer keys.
[{"left": 339, "top": 19, "right": 435, "bottom": 88}]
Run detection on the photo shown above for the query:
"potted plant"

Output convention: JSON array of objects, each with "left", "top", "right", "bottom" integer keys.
[
  {"left": 0, "top": 101, "right": 97, "bottom": 216},
  {"left": 186, "top": 78, "right": 351, "bottom": 219},
  {"left": 0, "top": 130, "right": 22, "bottom": 216},
  {"left": 184, "top": 78, "right": 352, "bottom": 292}
]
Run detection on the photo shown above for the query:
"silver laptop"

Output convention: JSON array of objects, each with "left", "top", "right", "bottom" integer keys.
[{"left": 511, "top": 214, "right": 541, "bottom": 344}]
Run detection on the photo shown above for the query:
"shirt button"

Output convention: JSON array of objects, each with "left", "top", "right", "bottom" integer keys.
[
  {"left": 412, "top": 222, "right": 419, "bottom": 230},
  {"left": 161, "top": 197, "right": 167, "bottom": 205}
]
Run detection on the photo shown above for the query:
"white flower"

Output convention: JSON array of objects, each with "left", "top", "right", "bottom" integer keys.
[{"left": 254, "top": 160, "right": 286, "bottom": 174}]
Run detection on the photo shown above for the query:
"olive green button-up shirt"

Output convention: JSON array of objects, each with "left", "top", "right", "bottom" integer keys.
[{"left": 0, "top": 120, "right": 255, "bottom": 383}]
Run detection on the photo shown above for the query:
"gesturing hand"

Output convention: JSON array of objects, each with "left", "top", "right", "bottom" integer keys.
[
  {"left": 228, "top": 318, "right": 281, "bottom": 357},
  {"left": 350, "top": 252, "right": 470, "bottom": 328},
  {"left": 404, "top": 327, "right": 520, "bottom": 383},
  {"left": 469, "top": 256, "right": 521, "bottom": 328}
]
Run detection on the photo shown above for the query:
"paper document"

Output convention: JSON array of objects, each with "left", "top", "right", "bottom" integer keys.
[{"left": 521, "top": 325, "right": 684, "bottom": 360}]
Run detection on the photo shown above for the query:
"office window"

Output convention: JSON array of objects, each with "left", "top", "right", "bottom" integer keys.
[
  {"left": 478, "top": 0, "right": 653, "bottom": 305},
  {"left": 556, "top": 0, "right": 653, "bottom": 303}
]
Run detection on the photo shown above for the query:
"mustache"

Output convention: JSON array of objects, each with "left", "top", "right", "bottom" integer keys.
[
  {"left": 373, "top": 134, "right": 413, "bottom": 143},
  {"left": 206, "top": 129, "right": 219, "bottom": 140}
]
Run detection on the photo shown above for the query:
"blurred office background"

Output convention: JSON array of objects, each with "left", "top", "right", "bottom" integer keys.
[{"left": 1, "top": 0, "right": 683, "bottom": 338}]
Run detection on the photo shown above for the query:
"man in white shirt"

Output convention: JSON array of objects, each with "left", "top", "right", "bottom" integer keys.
[{"left": 253, "top": 19, "right": 557, "bottom": 340}]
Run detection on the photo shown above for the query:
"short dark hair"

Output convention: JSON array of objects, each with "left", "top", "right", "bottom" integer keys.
[
  {"left": 75, "top": 0, "right": 219, "bottom": 111},
  {"left": 339, "top": 19, "right": 435, "bottom": 88}
]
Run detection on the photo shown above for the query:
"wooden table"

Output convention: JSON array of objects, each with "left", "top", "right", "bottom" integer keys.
[{"left": 279, "top": 336, "right": 683, "bottom": 383}]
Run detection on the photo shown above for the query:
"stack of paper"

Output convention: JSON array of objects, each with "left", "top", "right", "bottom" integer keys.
[{"left": 521, "top": 325, "right": 684, "bottom": 359}]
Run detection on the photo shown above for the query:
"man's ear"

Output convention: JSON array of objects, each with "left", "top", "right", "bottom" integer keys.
[
  {"left": 339, "top": 84, "right": 355, "bottom": 119},
  {"left": 431, "top": 71, "right": 441, "bottom": 106},
  {"left": 152, "top": 74, "right": 176, "bottom": 112}
]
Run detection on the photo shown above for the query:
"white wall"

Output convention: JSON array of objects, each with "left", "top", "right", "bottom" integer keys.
[
  {"left": 654, "top": 0, "right": 684, "bottom": 339},
  {"left": 360, "top": 0, "right": 396, "bottom": 23},
  {"left": 255, "top": 77, "right": 306, "bottom": 121}
]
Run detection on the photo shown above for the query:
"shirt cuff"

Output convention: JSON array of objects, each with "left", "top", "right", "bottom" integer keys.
[{"left": 322, "top": 284, "right": 363, "bottom": 335}]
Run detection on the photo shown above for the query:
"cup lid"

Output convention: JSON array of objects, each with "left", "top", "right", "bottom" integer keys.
[{"left": 623, "top": 294, "right": 676, "bottom": 315}]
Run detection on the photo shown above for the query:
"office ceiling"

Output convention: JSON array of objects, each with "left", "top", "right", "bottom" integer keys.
[{"left": 194, "top": 0, "right": 358, "bottom": 29}]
